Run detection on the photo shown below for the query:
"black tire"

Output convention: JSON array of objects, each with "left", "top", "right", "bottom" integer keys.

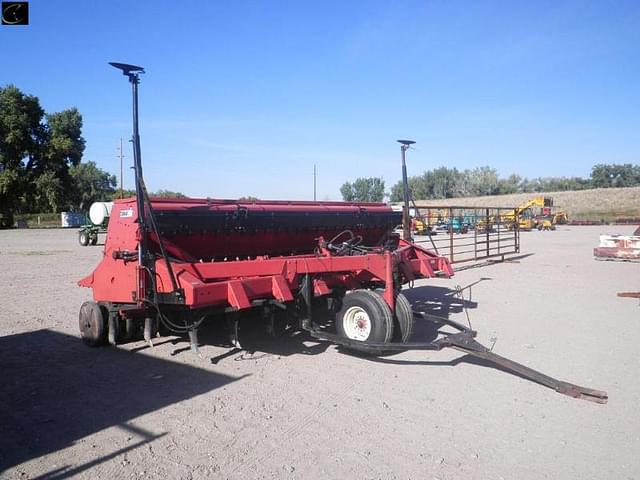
[
  {"left": 90, "top": 234, "right": 98, "bottom": 246},
  {"left": 79, "top": 301, "right": 107, "bottom": 346},
  {"left": 335, "top": 289, "right": 393, "bottom": 344},
  {"left": 78, "top": 230, "right": 90, "bottom": 246},
  {"left": 373, "top": 289, "right": 414, "bottom": 344},
  {"left": 392, "top": 293, "right": 414, "bottom": 343}
]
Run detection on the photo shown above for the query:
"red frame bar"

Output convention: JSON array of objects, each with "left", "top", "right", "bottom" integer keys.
[{"left": 153, "top": 239, "right": 452, "bottom": 311}]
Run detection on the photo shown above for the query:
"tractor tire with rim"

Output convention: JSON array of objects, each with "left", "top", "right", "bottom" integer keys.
[
  {"left": 392, "top": 292, "right": 414, "bottom": 343},
  {"left": 79, "top": 301, "right": 107, "bottom": 346},
  {"left": 78, "top": 230, "right": 90, "bottom": 246},
  {"left": 335, "top": 289, "right": 394, "bottom": 344},
  {"left": 373, "top": 289, "right": 414, "bottom": 343}
]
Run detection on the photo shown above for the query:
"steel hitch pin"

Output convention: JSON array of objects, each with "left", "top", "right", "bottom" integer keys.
[
  {"left": 143, "top": 317, "right": 154, "bottom": 348},
  {"left": 188, "top": 328, "right": 203, "bottom": 358}
]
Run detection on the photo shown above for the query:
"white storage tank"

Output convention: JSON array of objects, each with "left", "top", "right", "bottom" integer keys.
[{"left": 89, "top": 202, "right": 114, "bottom": 226}]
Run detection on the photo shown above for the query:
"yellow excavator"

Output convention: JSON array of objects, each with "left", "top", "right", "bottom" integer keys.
[{"left": 502, "top": 196, "right": 554, "bottom": 231}]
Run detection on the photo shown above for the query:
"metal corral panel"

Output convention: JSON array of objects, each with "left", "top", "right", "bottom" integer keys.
[{"left": 411, "top": 206, "right": 520, "bottom": 264}]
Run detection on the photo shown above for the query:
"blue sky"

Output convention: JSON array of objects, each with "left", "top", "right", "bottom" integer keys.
[{"left": 2, "top": 0, "right": 639, "bottom": 200}]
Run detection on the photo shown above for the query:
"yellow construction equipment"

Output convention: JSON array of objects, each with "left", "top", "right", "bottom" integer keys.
[
  {"left": 536, "top": 215, "right": 556, "bottom": 231},
  {"left": 505, "top": 196, "right": 569, "bottom": 231},
  {"left": 500, "top": 196, "right": 553, "bottom": 231},
  {"left": 553, "top": 210, "right": 569, "bottom": 225},
  {"left": 411, "top": 208, "right": 448, "bottom": 235},
  {"left": 411, "top": 217, "right": 429, "bottom": 235}
]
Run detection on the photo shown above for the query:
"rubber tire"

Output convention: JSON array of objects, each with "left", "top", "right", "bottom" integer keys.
[
  {"left": 79, "top": 301, "right": 107, "bottom": 346},
  {"left": 78, "top": 230, "right": 90, "bottom": 246},
  {"left": 392, "top": 293, "right": 414, "bottom": 343},
  {"left": 373, "top": 289, "right": 414, "bottom": 344},
  {"left": 336, "top": 289, "right": 394, "bottom": 344},
  {"left": 90, "top": 234, "right": 98, "bottom": 246}
]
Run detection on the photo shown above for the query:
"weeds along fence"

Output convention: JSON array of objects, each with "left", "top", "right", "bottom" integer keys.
[
  {"left": 412, "top": 207, "right": 520, "bottom": 264},
  {"left": 13, "top": 213, "right": 61, "bottom": 228}
]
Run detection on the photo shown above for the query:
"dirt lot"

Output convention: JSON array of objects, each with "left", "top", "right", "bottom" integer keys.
[{"left": 1, "top": 226, "right": 639, "bottom": 480}]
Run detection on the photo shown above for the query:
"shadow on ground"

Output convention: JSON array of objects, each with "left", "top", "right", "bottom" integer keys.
[
  {"left": 173, "top": 282, "right": 540, "bottom": 391},
  {"left": 202, "top": 312, "right": 335, "bottom": 364},
  {"left": 0, "top": 329, "right": 244, "bottom": 478},
  {"left": 402, "top": 283, "right": 480, "bottom": 341},
  {"left": 154, "top": 282, "right": 483, "bottom": 364},
  {"left": 453, "top": 252, "right": 535, "bottom": 273},
  {"left": 402, "top": 282, "right": 481, "bottom": 315}
]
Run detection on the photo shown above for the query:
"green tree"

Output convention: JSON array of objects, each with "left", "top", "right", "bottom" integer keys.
[
  {"left": 389, "top": 176, "right": 424, "bottom": 202},
  {"left": 535, "top": 176, "right": 592, "bottom": 192},
  {"left": 340, "top": 182, "right": 355, "bottom": 201},
  {"left": 43, "top": 109, "right": 85, "bottom": 195},
  {"left": 389, "top": 181, "right": 404, "bottom": 203},
  {"left": 497, "top": 174, "right": 522, "bottom": 194},
  {"left": 390, "top": 167, "right": 467, "bottom": 201},
  {"left": 0, "top": 85, "right": 86, "bottom": 215},
  {"left": 0, "top": 85, "right": 45, "bottom": 214},
  {"left": 429, "top": 167, "right": 465, "bottom": 198},
  {"left": 33, "top": 170, "right": 63, "bottom": 212},
  {"left": 109, "top": 189, "right": 187, "bottom": 201},
  {"left": 69, "top": 161, "right": 117, "bottom": 210},
  {"left": 591, "top": 164, "right": 640, "bottom": 188},
  {"left": 467, "top": 166, "right": 499, "bottom": 196},
  {"left": 340, "top": 177, "right": 385, "bottom": 202},
  {"left": 111, "top": 188, "right": 136, "bottom": 200},
  {"left": 152, "top": 189, "right": 187, "bottom": 198}
]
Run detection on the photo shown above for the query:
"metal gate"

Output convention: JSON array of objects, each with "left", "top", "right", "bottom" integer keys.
[{"left": 411, "top": 206, "right": 520, "bottom": 265}]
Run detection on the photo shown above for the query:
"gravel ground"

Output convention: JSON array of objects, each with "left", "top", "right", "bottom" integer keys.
[{"left": 0, "top": 226, "right": 638, "bottom": 480}]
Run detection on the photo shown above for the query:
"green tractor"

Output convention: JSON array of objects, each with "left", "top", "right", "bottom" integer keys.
[{"left": 78, "top": 202, "right": 112, "bottom": 246}]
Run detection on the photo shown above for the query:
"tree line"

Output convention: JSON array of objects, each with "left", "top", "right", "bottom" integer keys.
[
  {"left": 0, "top": 85, "right": 117, "bottom": 217},
  {"left": 0, "top": 85, "right": 187, "bottom": 224},
  {"left": 341, "top": 163, "right": 640, "bottom": 203}
]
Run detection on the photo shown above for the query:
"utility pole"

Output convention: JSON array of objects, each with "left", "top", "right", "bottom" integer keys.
[
  {"left": 117, "top": 137, "right": 125, "bottom": 198},
  {"left": 398, "top": 139, "right": 416, "bottom": 241},
  {"left": 313, "top": 164, "right": 317, "bottom": 201}
]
